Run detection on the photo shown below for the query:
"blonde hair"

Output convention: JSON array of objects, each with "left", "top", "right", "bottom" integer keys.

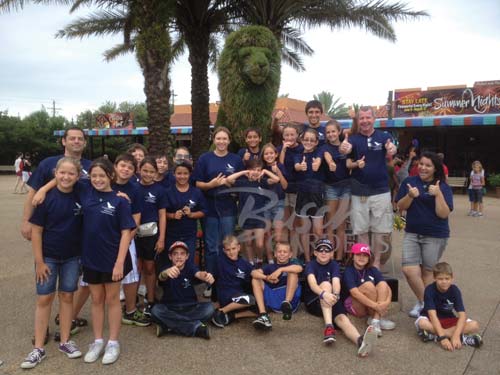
[
  {"left": 274, "top": 242, "right": 291, "bottom": 253},
  {"left": 55, "top": 157, "right": 82, "bottom": 175},
  {"left": 472, "top": 160, "right": 483, "bottom": 172},
  {"left": 222, "top": 234, "right": 239, "bottom": 248}
]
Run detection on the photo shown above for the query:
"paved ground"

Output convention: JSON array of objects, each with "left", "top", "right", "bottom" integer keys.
[{"left": 0, "top": 175, "right": 499, "bottom": 375}]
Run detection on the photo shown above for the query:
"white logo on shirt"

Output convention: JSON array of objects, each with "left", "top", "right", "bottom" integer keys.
[
  {"left": 188, "top": 199, "right": 196, "bottom": 208},
  {"left": 226, "top": 163, "right": 235, "bottom": 173},
  {"left": 182, "top": 278, "right": 191, "bottom": 289},
  {"left": 73, "top": 202, "right": 82, "bottom": 216},
  {"left": 367, "top": 137, "right": 383, "bottom": 151},
  {"left": 236, "top": 268, "right": 246, "bottom": 279},
  {"left": 101, "top": 202, "right": 116, "bottom": 216},
  {"left": 145, "top": 192, "right": 157, "bottom": 204}
]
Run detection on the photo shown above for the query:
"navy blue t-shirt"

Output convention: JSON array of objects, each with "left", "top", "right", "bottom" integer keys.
[
  {"left": 137, "top": 182, "right": 168, "bottom": 224},
  {"left": 237, "top": 148, "right": 261, "bottom": 164},
  {"left": 165, "top": 185, "right": 207, "bottom": 238},
  {"left": 216, "top": 252, "right": 253, "bottom": 306},
  {"left": 159, "top": 262, "right": 199, "bottom": 304},
  {"left": 348, "top": 130, "right": 393, "bottom": 196},
  {"left": 29, "top": 188, "right": 82, "bottom": 260},
  {"left": 421, "top": 283, "right": 465, "bottom": 319},
  {"left": 192, "top": 152, "right": 244, "bottom": 217},
  {"left": 396, "top": 176, "right": 453, "bottom": 238},
  {"left": 320, "top": 143, "right": 350, "bottom": 184},
  {"left": 113, "top": 179, "right": 143, "bottom": 215},
  {"left": 292, "top": 149, "right": 325, "bottom": 193},
  {"left": 278, "top": 143, "right": 304, "bottom": 194},
  {"left": 235, "top": 176, "right": 273, "bottom": 215},
  {"left": 79, "top": 184, "right": 136, "bottom": 273},
  {"left": 263, "top": 163, "right": 287, "bottom": 200},
  {"left": 342, "top": 266, "right": 384, "bottom": 294},
  {"left": 28, "top": 155, "right": 91, "bottom": 190},
  {"left": 303, "top": 123, "right": 326, "bottom": 146},
  {"left": 262, "top": 259, "right": 301, "bottom": 289},
  {"left": 303, "top": 259, "right": 341, "bottom": 304},
  {"left": 156, "top": 173, "right": 173, "bottom": 190}
]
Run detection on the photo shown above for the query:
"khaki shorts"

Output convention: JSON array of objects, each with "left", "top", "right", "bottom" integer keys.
[{"left": 351, "top": 192, "right": 393, "bottom": 234}]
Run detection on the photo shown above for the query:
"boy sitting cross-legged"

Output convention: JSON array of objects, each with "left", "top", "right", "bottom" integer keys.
[
  {"left": 211, "top": 235, "right": 257, "bottom": 328},
  {"left": 251, "top": 242, "right": 303, "bottom": 330},
  {"left": 151, "top": 241, "right": 215, "bottom": 339},
  {"left": 415, "top": 262, "right": 483, "bottom": 350}
]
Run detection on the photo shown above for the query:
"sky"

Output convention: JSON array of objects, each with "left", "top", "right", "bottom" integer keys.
[{"left": 0, "top": 0, "right": 499, "bottom": 120}]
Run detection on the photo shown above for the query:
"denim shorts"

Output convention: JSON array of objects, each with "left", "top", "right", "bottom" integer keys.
[
  {"left": 36, "top": 256, "right": 81, "bottom": 295},
  {"left": 402, "top": 232, "right": 448, "bottom": 270},
  {"left": 264, "top": 199, "right": 285, "bottom": 222},
  {"left": 325, "top": 184, "right": 351, "bottom": 201}
]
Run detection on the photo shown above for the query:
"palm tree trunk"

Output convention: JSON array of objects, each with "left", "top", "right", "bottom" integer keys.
[{"left": 187, "top": 34, "right": 211, "bottom": 161}]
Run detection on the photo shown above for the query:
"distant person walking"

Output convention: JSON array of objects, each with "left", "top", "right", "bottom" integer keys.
[
  {"left": 469, "top": 161, "right": 485, "bottom": 217},
  {"left": 13, "top": 152, "right": 26, "bottom": 193}
]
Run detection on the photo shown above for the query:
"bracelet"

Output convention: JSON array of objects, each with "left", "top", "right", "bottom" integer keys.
[
  {"left": 319, "top": 291, "right": 325, "bottom": 300},
  {"left": 436, "top": 335, "right": 449, "bottom": 342}
]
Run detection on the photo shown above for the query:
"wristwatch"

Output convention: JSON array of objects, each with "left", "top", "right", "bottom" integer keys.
[{"left": 436, "top": 335, "right": 449, "bottom": 342}]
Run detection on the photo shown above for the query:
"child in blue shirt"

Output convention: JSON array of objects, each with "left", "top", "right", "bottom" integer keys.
[
  {"left": 342, "top": 243, "right": 395, "bottom": 337},
  {"left": 211, "top": 235, "right": 257, "bottom": 327},
  {"left": 304, "top": 239, "right": 377, "bottom": 357},
  {"left": 164, "top": 162, "right": 207, "bottom": 268},
  {"left": 415, "top": 262, "right": 482, "bottom": 350},
  {"left": 135, "top": 157, "right": 167, "bottom": 315},
  {"left": 251, "top": 242, "right": 302, "bottom": 330},
  {"left": 226, "top": 159, "right": 280, "bottom": 265},
  {"left": 21, "top": 157, "right": 83, "bottom": 369},
  {"left": 293, "top": 128, "right": 325, "bottom": 262},
  {"left": 237, "top": 127, "right": 262, "bottom": 165},
  {"left": 152, "top": 241, "right": 215, "bottom": 339}
]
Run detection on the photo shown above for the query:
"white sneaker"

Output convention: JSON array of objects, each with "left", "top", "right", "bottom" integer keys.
[
  {"left": 408, "top": 301, "right": 424, "bottom": 318},
  {"left": 379, "top": 318, "right": 396, "bottom": 330},
  {"left": 102, "top": 343, "right": 120, "bottom": 365},
  {"left": 370, "top": 319, "right": 383, "bottom": 337},
  {"left": 358, "top": 325, "right": 377, "bottom": 357},
  {"left": 84, "top": 341, "right": 105, "bottom": 363}
]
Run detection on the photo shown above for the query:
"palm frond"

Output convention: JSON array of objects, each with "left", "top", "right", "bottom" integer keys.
[
  {"left": 281, "top": 45, "right": 305, "bottom": 72},
  {"left": 55, "top": 9, "right": 128, "bottom": 39},
  {"left": 103, "top": 41, "right": 135, "bottom": 61},
  {"left": 281, "top": 26, "right": 313, "bottom": 56},
  {"left": 0, "top": 0, "right": 71, "bottom": 12}
]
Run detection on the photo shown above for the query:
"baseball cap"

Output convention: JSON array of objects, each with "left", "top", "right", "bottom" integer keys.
[
  {"left": 169, "top": 241, "right": 189, "bottom": 253},
  {"left": 314, "top": 238, "right": 333, "bottom": 252},
  {"left": 351, "top": 243, "right": 371, "bottom": 256}
]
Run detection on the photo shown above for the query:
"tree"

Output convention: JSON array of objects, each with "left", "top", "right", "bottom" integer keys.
[{"left": 314, "top": 91, "right": 350, "bottom": 119}]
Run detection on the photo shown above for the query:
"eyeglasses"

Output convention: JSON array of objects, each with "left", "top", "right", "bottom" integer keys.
[
  {"left": 175, "top": 154, "right": 191, "bottom": 160},
  {"left": 316, "top": 247, "right": 333, "bottom": 253}
]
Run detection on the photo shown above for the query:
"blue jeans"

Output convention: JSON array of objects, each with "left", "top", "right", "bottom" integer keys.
[
  {"left": 36, "top": 256, "right": 80, "bottom": 295},
  {"left": 203, "top": 216, "right": 236, "bottom": 275},
  {"left": 151, "top": 302, "right": 215, "bottom": 336}
]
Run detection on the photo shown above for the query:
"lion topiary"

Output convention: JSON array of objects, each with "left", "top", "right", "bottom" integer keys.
[{"left": 216, "top": 25, "right": 281, "bottom": 146}]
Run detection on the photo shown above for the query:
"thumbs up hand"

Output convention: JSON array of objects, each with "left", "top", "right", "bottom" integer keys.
[
  {"left": 243, "top": 149, "right": 251, "bottom": 161},
  {"left": 385, "top": 138, "right": 396, "bottom": 155},
  {"left": 407, "top": 183, "right": 419, "bottom": 198},
  {"left": 340, "top": 134, "right": 352, "bottom": 154},
  {"left": 357, "top": 156, "right": 366, "bottom": 169},
  {"left": 428, "top": 180, "right": 441, "bottom": 196},
  {"left": 312, "top": 157, "right": 321, "bottom": 171},
  {"left": 300, "top": 156, "right": 307, "bottom": 171},
  {"left": 328, "top": 159, "right": 337, "bottom": 172}
]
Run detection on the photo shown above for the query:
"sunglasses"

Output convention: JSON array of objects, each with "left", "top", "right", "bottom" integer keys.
[{"left": 316, "top": 247, "right": 333, "bottom": 253}]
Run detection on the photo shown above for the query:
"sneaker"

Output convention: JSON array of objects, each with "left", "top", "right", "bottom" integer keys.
[
  {"left": 122, "top": 309, "right": 151, "bottom": 327},
  {"left": 58, "top": 341, "right": 82, "bottom": 359},
  {"left": 102, "top": 343, "right": 120, "bottom": 365},
  {"left": 476, "top": 212, "right": 484, "bottom": 217},
  {"left": 252, "top": 314, "right": 272, "bottom": 330},
  {"left": 137, "top": 284, "right": 147, "bottom": 297},
  {"left": 418, "top": 329, "right": 436, "bottom": 342},
  {"left": 408, "top": 301, "right": 424, "bottom": 318},
  {"left": 20, "top": 348, "right": 46, "bottom": 369},
  {"left": 467, "top": 210, "right": 475, "bottom": 216},
  {"left": 143, "top": 304, "right": 153, "bottom": 318},
  {"left": 370, "top": 319, "right": 383, "bottom": 337},
  {"left": 379, "top": 318, "right": 396, "bottom": 330},
  {"left": 211, "top": 309, "right": 229, "bottom": 328},
  {"left": 462, "top": 334, "right": 483, "bottom": 348},
  {"left": 323, "top": 325, "right": 336, "bottom": 344},
  {"left": 195, "top": 323, "right": 210, "bottom": 339},
  {"left": 203, "top": 286, "right": 212, "bottom": 298},
  {"left": 358, "top": 325, "right": 377, "bottom": 357},
  {"left": 281, "top": 301, "right": 293, "bottom": 321},
  {"left": 84, "top": 341, "right": 105, "bottom": 363}
]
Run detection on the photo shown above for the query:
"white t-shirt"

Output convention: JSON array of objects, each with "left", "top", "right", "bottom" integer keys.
[{"left": 14, "top": 157, "right": 22, "bottom": 173}]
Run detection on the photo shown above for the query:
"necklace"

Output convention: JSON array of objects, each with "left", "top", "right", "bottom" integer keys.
[{"left": 356, "top": 268, "right": 367, "bottom": 283}]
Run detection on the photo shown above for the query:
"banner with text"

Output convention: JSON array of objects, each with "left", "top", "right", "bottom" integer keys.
[
  {"left": 95, "top": 112, "right": 134, "bottom": 129},
  {"left": 394, "top": 84, "right": 500, "bottom": 117}
]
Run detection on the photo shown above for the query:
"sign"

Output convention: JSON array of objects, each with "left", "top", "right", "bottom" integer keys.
[
  {"left": 95, "top": 112, "right": 134, "bottom": 129},
  {"left": 394, "top": 83, "right": 500, "bottom": 117}
]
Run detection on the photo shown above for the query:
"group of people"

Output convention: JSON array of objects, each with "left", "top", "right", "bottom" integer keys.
[{"left": 18, "top": 102, "right": 483, "bottom": 370}]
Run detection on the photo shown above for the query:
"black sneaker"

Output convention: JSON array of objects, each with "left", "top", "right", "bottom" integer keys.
[
  {"left": 122, "top": 309, "right": 151, "bottom": 327},
  {"left": 195, "top": 323, "right": 210, "bottom": 339},
  {"left": 281, "top": 301, "right": 293, "bottom": 321},
  {"left": 211, "top": 309, "right": 229, "bottom": 328},
  {"left": 418, "top": 329, "right": 436, "bottom": 343},
  {"left": 156, "top": 323, "right": 170, "bottom": 338},
  {"left": 143, "top": 304, "right": 153, "bottom": 318},
  {"left": 462, "top": 334, "right": 483, "bottom": 348},
  {"left": 252, "top": 313, "right": 272, "bottom": 330}
]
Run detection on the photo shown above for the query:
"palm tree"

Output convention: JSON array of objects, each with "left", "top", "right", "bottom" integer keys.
[
  {"left": 0, "top": 0, "right": 175, "bottom": 155},
  {"left": 314, "top": 91, "right": 350, "bottom": 118}
]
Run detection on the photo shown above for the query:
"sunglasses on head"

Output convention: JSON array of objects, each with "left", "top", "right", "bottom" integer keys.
[{"left": 316, "top": 247, "right": 333, "bottom": 253}]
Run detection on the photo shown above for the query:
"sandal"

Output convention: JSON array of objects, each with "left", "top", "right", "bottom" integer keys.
[{"left": 74, "top": 317, "right": 88, "bottom": 327}]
